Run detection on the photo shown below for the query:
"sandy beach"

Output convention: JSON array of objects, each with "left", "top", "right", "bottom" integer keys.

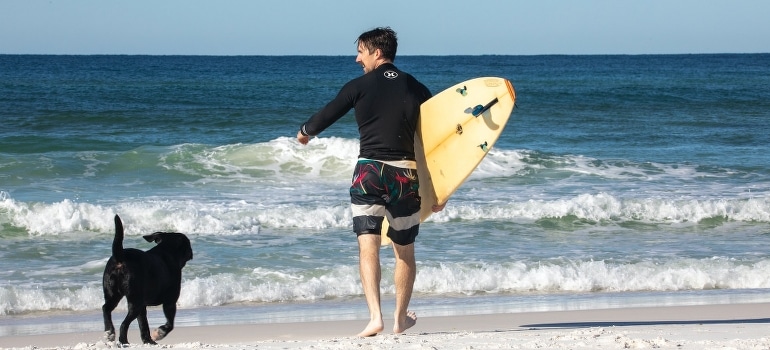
[{"left": 2, "top": 303, "right": 769, "bottom": 349}]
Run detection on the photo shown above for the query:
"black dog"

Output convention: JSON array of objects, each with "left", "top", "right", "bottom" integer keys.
[{"left": 102, "top": 214, "right": 193, "bottom": 344}]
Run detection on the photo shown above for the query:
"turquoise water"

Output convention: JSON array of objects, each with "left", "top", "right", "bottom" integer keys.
[{"left": 1, "top": 54, "right": 769, "bottom": 336}]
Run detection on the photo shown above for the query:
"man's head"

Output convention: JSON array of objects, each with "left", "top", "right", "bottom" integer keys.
[{"left": 355, "top": 27, "right": 397, "bottom": 73}]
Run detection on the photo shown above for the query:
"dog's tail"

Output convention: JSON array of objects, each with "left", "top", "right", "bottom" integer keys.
[{"left": 112, "top": 214, "right": 125, "bottom": 262}]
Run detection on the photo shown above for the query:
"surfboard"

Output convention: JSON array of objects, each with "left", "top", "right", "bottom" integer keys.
[{"left": 381, "top": 77, "right": 516, "bottom": 245}]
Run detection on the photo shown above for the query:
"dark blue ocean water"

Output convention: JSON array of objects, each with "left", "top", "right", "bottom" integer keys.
[{"left": 1, "top": 54, "right": 769, "bottom": 335}]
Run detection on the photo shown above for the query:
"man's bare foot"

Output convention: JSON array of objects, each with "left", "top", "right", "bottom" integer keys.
[
  {"left": 357, "top": 318, "right": 384, "bottom": 337},
  {"left": 393, "top": 310, "right": 417, "bottom": 334}
]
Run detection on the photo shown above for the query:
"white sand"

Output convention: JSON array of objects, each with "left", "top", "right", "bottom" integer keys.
[{"left": 3, "top": 303, "right": 770, "bottom": 349}]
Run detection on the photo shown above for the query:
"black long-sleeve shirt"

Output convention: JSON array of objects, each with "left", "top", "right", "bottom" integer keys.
[{"left": 300, "top": 63, "right": 431, "bottom": 161}]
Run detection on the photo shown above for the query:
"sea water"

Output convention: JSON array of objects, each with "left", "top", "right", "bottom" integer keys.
[{"left": 1, "top": 54, "right": 769, "bottom": 336}]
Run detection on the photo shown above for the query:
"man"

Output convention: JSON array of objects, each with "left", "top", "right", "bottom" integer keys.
[{"left": 296, "top": 27, "right": 445, "bottom": 337}]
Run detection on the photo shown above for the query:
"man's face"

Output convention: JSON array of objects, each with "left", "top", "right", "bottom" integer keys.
[{"left": 355, "top": 43, "right": 378, "bottom": 74}]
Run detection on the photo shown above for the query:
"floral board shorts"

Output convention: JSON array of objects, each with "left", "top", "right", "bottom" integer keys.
[{"left": 350, "top": 159, "right": 421, "bottom": 245}]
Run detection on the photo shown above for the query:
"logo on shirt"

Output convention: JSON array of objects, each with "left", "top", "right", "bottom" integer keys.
[{"left": 383, "top": 70, "right": 398, "bottom": 79}]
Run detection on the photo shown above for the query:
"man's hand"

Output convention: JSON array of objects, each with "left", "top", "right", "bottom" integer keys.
[
  {"left": 432, "top": 202, "right": 447, "bottom": 213},
  {"left": 297, "top": 130, "right": 310, "bottom": 145}
]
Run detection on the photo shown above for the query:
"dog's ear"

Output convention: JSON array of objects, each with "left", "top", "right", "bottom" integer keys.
[{"left": 143, "top": 232, "right": 163, "bottom": 243}]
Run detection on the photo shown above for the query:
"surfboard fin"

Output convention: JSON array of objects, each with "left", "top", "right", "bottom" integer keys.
[{"left": 472, "top": 98, "right": 499, "bottom": 117}]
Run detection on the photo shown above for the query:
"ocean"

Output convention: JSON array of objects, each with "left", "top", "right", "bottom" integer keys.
[{"left": 1, "top": 54, "right": 769, "bottom": 337}]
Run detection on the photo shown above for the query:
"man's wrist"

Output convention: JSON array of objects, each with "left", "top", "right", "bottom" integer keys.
[{"left": 299, "top": 125, "right": 310, "bottom": 137}]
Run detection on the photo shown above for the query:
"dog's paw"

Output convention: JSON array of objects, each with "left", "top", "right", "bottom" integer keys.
[
  {"left": 152, "top": 327, "right": 168, "bottom": 341},
  {"left": 104, "top": 330, "right": 116, "bottom": 342}
]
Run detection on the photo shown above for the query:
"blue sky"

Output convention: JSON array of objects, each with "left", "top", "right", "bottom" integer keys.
[{"left": 1, "top": 0, "right": 768, "bottom": 55}]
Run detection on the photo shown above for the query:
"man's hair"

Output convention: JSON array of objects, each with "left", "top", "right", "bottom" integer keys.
[{"left": 356, "top": 27, "right": 398, "bottom": 61}]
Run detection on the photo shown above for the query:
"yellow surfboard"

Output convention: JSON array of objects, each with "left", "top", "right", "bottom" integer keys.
[{"left": 381, "top": 77, "right": 516, "bottom": 245}]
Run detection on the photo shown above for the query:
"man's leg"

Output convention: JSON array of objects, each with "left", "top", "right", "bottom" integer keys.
[
  {"left": 392, "top": 242, "right": 417, "bottom": 333},
  {"left": 357, "top": 233, "right": 384, "bottom": 337}
]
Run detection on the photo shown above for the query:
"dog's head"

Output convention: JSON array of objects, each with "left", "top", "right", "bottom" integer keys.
[{"left": 143, "top": 232, "right": 194, "bottom": 268}]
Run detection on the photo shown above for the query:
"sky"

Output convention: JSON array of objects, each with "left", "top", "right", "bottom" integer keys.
[{"left": 1, "top": 0, "right": 769, "bottom": 56}]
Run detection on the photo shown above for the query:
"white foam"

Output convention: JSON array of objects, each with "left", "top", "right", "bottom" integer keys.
[
  {"left": 428, "top": 193, "right": 770, "bottom": 224},
  {"left": 4, "top": 257, "right": 770, "bottom": 315},
  {"left": 415, "top": 258, "right": 770, "bottom": 294},
  {"left": 2, "top": 189, "right": 769, "bottom": 237},
  {"left": 164, "top": 137, "right": 359, "bottom": 185}
]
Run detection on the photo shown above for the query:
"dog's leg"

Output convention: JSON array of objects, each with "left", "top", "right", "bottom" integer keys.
[
  {"left": 101, "top": 295, "right": 121, "bottom": 342},
  {"left": 152, "top": 302, "right": 177, "bottom": 341},
  {"left": 118, "top": 301, "right": 145, "bottom": 345},
  {"left": 136, "top": 306, "right": 157, "bottom": 344}
]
